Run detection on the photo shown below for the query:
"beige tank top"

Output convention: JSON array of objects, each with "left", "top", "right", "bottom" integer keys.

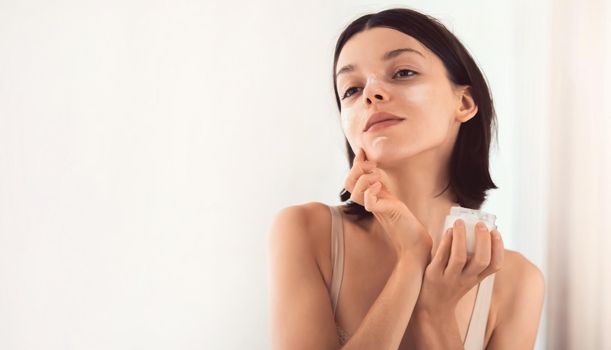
[{"left": 328, "top": 204, "right": 495, "bottom": 349}]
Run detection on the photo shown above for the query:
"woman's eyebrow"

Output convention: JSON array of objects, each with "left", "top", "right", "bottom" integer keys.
[{"left": 336, "top": 47, "right": 425, "bottom": 79}]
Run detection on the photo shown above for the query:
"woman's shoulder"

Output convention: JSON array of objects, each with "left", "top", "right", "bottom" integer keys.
[
  {"left": 486, "top": 250, "right": 545, "bottom": 346},
  {"left": 267, "top": 202, "right": 329, "bottom": 276},
  {"left": 271, "top": 201, "right": 337, "bottom": 229},
  {"left": 268, "top": 202, "right": 340, "bottom": 288},
  {"left": 282, "top": 200, "right": 348, "bottom": 220},
  {"left": 271, "top": 200, "right": 330, "bottom": 222},
  {"left": 495, "top": 249, "right": 544, "bottom": 288},
  {"left": 268, "top": 201, "right": 337, "bottom": 251},
  {"left": 492, "top": 248, "right": 545, "bottom": 316}
]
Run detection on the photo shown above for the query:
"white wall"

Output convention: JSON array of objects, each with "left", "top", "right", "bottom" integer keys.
[{"left": 0, "top": 1, "right": 548, "bottom": 349}]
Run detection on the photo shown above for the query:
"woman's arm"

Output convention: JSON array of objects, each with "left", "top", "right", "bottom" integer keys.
[
  {"left": 267, "top": 205, "right": 428, "bottom": 350},
  {"left": 403, "top": 251, "right": 545, "bottom": 350},
  {"left": 400, "top": 220, "right": 505, "bottom": 349},
  {"left": 486, "top": 253, "right": 545, "bottom": 349},
  {"left": 267, "top": 206, "right": 339, "bottom": 349},
  {"left": 402, "top": 306, "right": 463, "bottom": 349},
  {"left": 342, "top": 251, "right": 427, "bottom": 349}
]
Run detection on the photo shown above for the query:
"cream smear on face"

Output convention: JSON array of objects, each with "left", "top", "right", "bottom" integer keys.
[{"left": 372, "top": 136, "right": 389, "bottom": 148}]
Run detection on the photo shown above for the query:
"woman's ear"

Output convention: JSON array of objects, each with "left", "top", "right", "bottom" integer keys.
[{"left": 455, "top": 85, "right": 478, "bottom": 123}]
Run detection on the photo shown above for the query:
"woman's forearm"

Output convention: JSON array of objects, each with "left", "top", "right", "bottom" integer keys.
[
  {"left": 340, "top": 254, "right": 426, "bottom": 350},
  {"left": 405, "top": 307, "right": 463, "bottom": 350}
]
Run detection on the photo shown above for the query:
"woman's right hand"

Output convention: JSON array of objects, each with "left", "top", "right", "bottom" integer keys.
[{"left": 343, "top": 147, "right": 433, "bottom": 266}]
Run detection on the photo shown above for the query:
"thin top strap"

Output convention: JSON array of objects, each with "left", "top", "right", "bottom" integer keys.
[
  {"left": 464, "top": 273, "right": 496, "bottom": 349},
  {"left": 329, "top": 205, "right": 345, "bottom": 315}
]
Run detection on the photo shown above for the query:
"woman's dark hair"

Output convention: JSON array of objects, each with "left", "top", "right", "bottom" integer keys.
[{"left": 333, "top": 8, "right": 498, "bottom": 221}]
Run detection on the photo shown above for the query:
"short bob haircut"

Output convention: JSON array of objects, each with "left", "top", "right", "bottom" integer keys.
[{"left": 333, "top": 8, "right": 498, "bottom": 221}]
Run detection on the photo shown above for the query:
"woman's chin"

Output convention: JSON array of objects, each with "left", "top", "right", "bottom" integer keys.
[
  {"left": 365, "top": 137, "right": 399, "bottom": 157},
  {"left": 364, "top": 148, "right": 404, "bottom": 165},
  {"left": 364, "top": 143, "right": 420, "bottom": 167}
]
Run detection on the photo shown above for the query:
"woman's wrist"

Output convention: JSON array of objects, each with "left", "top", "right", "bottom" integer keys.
[
  {"left": 414, "top": 304, "right": 456, "bottom": 326},
  {"left": 396, "top": 239, "right": 431, "bottom": 268},
  {"left": 396, "top": 247, "right": 430, "bottom": 271},
  {"left": 409, "top": 306, "right": 462, "bottom": 350}
]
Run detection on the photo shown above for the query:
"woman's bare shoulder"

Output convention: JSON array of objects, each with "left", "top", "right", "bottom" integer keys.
[
  {"left": 496, "top": 249, "right": 544, "bottom": 287},
  {"left": 267, "top": 202, "right": 336, "bottom": 282},
  {"left": 487, "top": 251, "right": 545, "bottom": 348},
  {"left": 270, "top": 201, "right": 330, "bottom": 224},
  {"left": 291, "top": 201, "right": 335, "bottom": 248},
  {"left": 271, "top": 201, "right": 334, "bottom": 227},
  {"left": 492, "top": 248, "right": 545, "bottom": 319},
  {"left": 268, "top": 201, "right": 335, "bottom": 252}
]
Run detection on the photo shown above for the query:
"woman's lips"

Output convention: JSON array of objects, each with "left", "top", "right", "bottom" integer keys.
[{"left": 365, "top": 119, "right": 404, "bottom": 132}]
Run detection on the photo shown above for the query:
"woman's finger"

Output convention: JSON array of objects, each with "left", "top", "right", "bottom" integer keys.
[
  {"left": 343, "top": 148, "right": 377, "bottom": 194},
  {"left": 431, "top": 227, "right": 453, "bottom": 276},
  {"left": 445, "top": 219, "right": 468, "bottom": 275},
  {"left": 478, "top": 229, "right": 505, "bottom": 279},
  {"left": 364, "top": 181, "right": 382, "bottom": 211},
  {"left": 349, "top": 169, "right": 383, "bottom": 205},
  {"left": 463, "top": 221, "right": 492, "bottom": 276}
]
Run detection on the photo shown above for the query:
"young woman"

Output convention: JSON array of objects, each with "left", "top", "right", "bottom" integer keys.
[{"left": 268, "top": 8, "right": 545, "bottom": 350}]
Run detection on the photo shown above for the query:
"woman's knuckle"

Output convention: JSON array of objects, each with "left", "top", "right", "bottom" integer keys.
[
  {"left": 473, "top": 256, "right": 489, "bottom": 268},
  {"left": 476, "top": 271, "right": 490, "bottom": 281},
  {"left": 453, "top": 256, "right": 467, "bottom": 265}
]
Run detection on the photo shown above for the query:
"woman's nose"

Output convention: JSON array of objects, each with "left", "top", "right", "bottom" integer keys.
[{"left": 363, "top": 76, "right": 388, "bottom": 103}]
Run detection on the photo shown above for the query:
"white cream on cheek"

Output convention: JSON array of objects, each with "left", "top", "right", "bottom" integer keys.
[
  {"left": 398, "top": 80, "right": 455, "bottom": 144},
  {"left": 339, "top": 110, "right": 350, "bottom": 128},
  {"left": 339, "top": 104, "right": 361, "bottom": 134},
  {"left": 393, "top": 80, "right": 445, "bottom": 131},
  {"left": 398, "top": 80, "right": 432, "bottom": 106},
  {"left": 372, "top": 136, "right": 389, "bottom": 148}
]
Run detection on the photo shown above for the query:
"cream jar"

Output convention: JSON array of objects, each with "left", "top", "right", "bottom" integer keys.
[{"left": 443, "top": 206, "right": 498, "bottom": 256}]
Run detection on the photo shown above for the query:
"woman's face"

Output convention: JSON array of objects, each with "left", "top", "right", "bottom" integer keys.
[{"left": 335, "top": 27, "right": 475, "bottom": 166}]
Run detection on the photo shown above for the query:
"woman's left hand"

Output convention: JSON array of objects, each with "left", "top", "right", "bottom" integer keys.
[
  {"left": 358, "top": 163, "right": 504, "bottom": 314},
  {"left": 414, "top": 218, "right": 505, "bottom": 316}
]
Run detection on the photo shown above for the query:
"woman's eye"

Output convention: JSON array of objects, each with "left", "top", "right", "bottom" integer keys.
[
  {"left": 342, "top": 87, "right": 360, "bottom": 100},
  {"left": 340, "top": 69, "right": 417, "bottom": 100},
  {"left": 394, "top": 69, "right": 417, "bottom": 78}
]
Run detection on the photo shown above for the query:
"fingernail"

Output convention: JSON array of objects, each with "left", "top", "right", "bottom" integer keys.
[
  {"left": 476, "top": 222, "right": 486, "bottom": 230},
  {"left": 455, "top": 219, "right": 464, "bottom": 228}
]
